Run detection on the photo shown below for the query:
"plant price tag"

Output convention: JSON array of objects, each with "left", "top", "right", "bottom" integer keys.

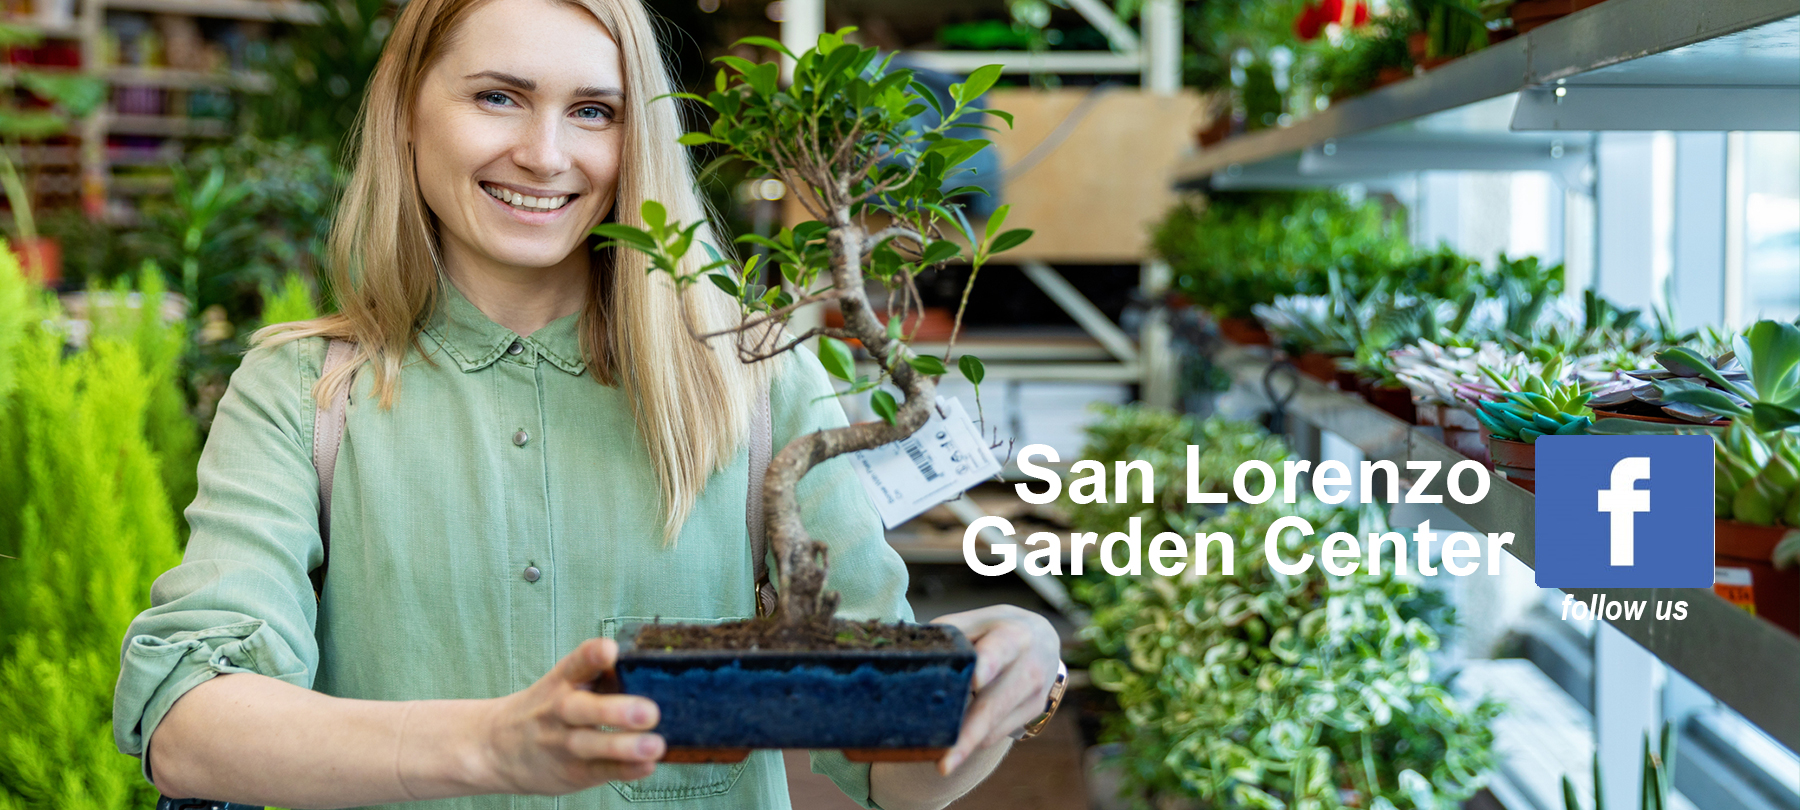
[{"left": 849, "top": 396, "right": 1000, "bottom": 529}]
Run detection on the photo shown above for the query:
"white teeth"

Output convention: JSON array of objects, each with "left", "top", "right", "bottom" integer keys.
[{"left": 482, "top": 183, "right": 570, "bottom": 211}]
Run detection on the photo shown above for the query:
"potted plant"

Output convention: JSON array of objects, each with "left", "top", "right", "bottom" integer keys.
[
  {"left": 0, "top": 22, "right": 105, "bottom": 287},
  {"left": 589, "top": 32, "right": 1032, "bottom": 760},
  {"left": 1589, "top": 320, "right": 1800, "bottom": 432},
  {"left": 1471, "top": 369, "right": 1595, "bottom": 492},
  {"left": 1710, "top": 423, "right": 1800, "bottom": 636}
]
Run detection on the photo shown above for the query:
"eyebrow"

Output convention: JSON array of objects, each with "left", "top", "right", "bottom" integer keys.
[{"left": 463, "top": 70, "right": 623, "bottom": 99}]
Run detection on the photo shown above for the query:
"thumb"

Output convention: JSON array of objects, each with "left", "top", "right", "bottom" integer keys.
[{"left": 551, "top": 637, "right": 618, "bottom": 687}]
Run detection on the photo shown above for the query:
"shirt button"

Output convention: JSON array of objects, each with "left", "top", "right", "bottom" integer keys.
[
  {"left": 523, "top": 565, "right": 541, "bottom": 582},
  {"left": 506, "top": 340, "right": 524, "bottom": 356},
  {"left": 513, "top": 429, "right": 529, "bottom": 447}
]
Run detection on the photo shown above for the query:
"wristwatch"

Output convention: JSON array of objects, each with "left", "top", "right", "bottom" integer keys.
[{"left": 1011, "top": 660, "right": 1068, "bottom": 741}]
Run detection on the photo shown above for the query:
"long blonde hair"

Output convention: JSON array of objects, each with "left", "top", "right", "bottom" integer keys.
[{"left": 256, "top": 0, "right": 766, "bottom": 540}]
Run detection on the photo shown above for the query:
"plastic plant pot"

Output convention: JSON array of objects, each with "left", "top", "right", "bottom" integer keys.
[
  {"left": 1713, "top": 520, "right": 1800, "bottom": 637},
  {"left": 610, "top": 622, "right": 977, "bottom": 763},
  {"left": 1484, "top": 435, "right": 1536, "bottom": 492}
]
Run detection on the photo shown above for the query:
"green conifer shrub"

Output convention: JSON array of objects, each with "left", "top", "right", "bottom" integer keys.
[{"left": 0, "top": 247, "right": 187, "bottom": 809}]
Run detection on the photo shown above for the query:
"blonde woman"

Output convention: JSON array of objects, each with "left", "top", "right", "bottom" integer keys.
[{"left": 110, "top": 0, "right": 1062, "bottom": 806}]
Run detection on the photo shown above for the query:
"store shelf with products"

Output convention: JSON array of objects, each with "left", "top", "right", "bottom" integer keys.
[
  {"left": 1174, "top": 0, "right": 1800, "bottom": 188},
  {"left": 102, "top": 0, "right": 318, "bottom": 24},
  {"left": 1213, "top": 342, "right": 1800, "bottom": 756}
]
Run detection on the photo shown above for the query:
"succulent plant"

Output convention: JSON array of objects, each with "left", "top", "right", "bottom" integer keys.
[
  {"left": 1590, "top": 320, "right": 1800, "bottom": 432},
  {"left": 1714, "top": 423, "right": 1800, "bottom": 527},
  {"left": 1471, "top": 362, "right": 1596, "bottom": 443}
]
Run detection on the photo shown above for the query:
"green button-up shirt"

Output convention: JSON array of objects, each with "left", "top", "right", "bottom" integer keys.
[{"left": 113, "top": 281, "right": 913, "bottom": 809}]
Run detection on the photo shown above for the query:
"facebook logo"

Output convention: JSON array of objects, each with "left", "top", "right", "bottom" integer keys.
[{"left": 1535, "top": 435, "right": 1714, "bottom": 589}]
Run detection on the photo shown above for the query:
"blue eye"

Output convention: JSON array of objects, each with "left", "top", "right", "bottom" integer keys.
[
  {"left": 575, "top": 105, "right": 612, "bottom": 121},
  {"left": 480, "top": 91, "right": 513, "bottom": 106}
]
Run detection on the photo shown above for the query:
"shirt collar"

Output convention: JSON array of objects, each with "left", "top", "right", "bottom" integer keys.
[{"left": 423, "top": 278, "right": 589, "bottom": 376}]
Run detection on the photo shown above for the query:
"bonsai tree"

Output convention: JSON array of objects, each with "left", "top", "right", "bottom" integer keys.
[{"left": 596, "top": 31, "right": 1030, "bottom": 631}]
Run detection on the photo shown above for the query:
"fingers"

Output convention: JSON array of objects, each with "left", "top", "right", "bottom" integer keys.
[
  {"left": 557, "top": 691, "right": 659, "bottom": 731},
  {"left": 565, "top": 727, "right": 666, "bottom": 763},
  {"left": 551, "top": 638, "right": 619, "bottom": 687}
]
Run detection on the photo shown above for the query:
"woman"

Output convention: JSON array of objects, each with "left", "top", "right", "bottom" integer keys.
[{"left": 110, "top": 0, "right": 1062, "bottom": 806}]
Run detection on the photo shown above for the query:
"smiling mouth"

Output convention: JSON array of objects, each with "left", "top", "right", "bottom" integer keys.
[{"left": 481, "top": 182, "right": 576, "bottom": 212}]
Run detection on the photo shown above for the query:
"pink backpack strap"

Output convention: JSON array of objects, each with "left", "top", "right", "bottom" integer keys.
[
  {"left": 309, "top": 338, "right": 357, "bottom": 597},
  {"left": 748, "top": 382, "right": 774, "bottom": 616}
]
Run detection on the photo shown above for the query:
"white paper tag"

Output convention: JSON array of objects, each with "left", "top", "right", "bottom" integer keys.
[{"left": 849, "top": 396, "right": 1001, "bottom": 529}]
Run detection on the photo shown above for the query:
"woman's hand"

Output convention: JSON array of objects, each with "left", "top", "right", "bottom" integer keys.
[
  {"left": 929, "top": 605, "right": 1062, "bottom": 775},
  {"left": 472, "top": 637, "right": 665, "bottom": 795}
]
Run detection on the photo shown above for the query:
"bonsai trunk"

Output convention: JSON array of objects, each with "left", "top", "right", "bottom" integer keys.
[{"left": 762, "top": 203, "right": 936, "bottom": 626}]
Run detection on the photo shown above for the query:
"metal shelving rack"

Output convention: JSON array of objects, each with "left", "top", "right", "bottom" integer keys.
[
  {"left": 1215, "top": 344, "right": 1800, "bottom": 758},
  {"left": 1173, "top": 0, "right": 1800, "bottom": 190}
]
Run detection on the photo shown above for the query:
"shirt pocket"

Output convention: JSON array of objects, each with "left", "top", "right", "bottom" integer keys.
[{"left": 599, "top": 616, "right": 751, "bottom": 803}]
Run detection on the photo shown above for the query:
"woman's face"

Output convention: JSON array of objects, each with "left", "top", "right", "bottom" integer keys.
[{"left": 411, "top": 0, "right": 625, "bottom": 273}]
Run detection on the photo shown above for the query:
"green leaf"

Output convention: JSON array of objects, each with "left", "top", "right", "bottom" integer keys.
[
  {"left": 819, "top": 336, "right": 856, "bottom": 382},
  {"left": 907, "top": 355, "right": 948, "bottom": 376},
  {"left": 987, "top": 228, "right": 1032, "bottom": 256},
  {"left": 980, "top": 108, "right": 1015, "bottom": 128},
  {"left": 706, "top": 272, "right": 740, "bottom": 298},
  {"left": 1659, "top": 384, "right": 1752, "bottom": 417},
  {"left": 676, "top": 132, "right": 717, "bottom": 146},
  {"left": 640, "top": 200, "right": 667, "bottom": 231},
  {"left": 870, "top": 389, "right": 898, "bottom": 424},
  {"left": 590, "top": 223, "right": 657, "bottom": 251},
  {"left": 1739, "top": 319, "right": 1800, "bottom": 406},
  {"left": 984, "top": 204, "right": 1011, "bottom": 245},
  {"left": 918, "top": 240, "right": 961, "bottom": 266},
  {"left": 887, "top": 315, "right": 903, "bottom": 342},
  {"left": 957, "top": 64, "right": 1003, "bottom": 106},
  {"left": 959, "top": 354, "right": 985, "bottom": 385},
  {"left": 1750, "top": 402, "right": 1800, "bottom": 431},
  {"left": 732, "top": 35, "right": 796, "bottom": 60}
]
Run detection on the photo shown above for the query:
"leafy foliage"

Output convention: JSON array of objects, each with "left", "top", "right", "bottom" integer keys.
[
  {"left": 0, "top": 247, "right": 189, "bottom": 809},
  {"left": 588, "top": 31, "right": 1031, "bottom": 621},
  {"left": 1083, "top": 502, "right": 1500, "bottom": 810}
]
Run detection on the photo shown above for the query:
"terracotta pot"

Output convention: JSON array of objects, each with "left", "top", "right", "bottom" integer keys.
[
  {"left": 1713, "top": 520, "right": 1800, "bottom": 637},
  {"left": 1485, "top": 435, "right": 1536, "bottom": 492},
  {"left": 12, "top": 236, "right": 60, "bottom": 287},
  {"left": 825, "top": 305, "right": 955, "bottom": 347},
  {"left": 1196, "top": 116, "right": 1232, "bottom": 148},
  {"left": 1333, "top": 369, "right": 1360, "bottom": 392},
  {"left": 1294, "top": 352, "right": 1340, "bottom": 383},
  {"left": 1218, "top": 317, "right": 1271, "bottom": 346},
  {"left": 1372, "top": 65, "right": 1412, "bottom": 89},
  {"left": 1438, "top": 405, "right": 1491, "bottom": 466},
  {"left": 1407, "top": 31, "right": 1427, "bottom": 63},
  {"left": 1367, "top": 384, "right": 1418, "bottom": 424}
]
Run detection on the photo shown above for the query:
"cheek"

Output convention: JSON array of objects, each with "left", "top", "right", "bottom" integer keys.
[{"left": 576, "top": 132, "right": 625, "bottom": 221}]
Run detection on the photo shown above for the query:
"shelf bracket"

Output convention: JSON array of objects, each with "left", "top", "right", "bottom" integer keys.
[{"left": 1020, "top": 260, "right": 1139, "bottom": 364}]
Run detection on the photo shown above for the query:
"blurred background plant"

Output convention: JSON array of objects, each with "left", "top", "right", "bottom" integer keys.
[{"left": 0, "top": 21, "right": 106, "bottom": 274}]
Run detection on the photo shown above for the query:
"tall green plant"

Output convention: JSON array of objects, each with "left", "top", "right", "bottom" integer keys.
[{"left": 0, "top": 248, "right": 185, "bottom": 809}]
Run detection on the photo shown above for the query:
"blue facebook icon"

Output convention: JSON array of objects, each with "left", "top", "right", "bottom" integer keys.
[{"left": 1534, "top": 434, "right": 1714, "bottom": 589}]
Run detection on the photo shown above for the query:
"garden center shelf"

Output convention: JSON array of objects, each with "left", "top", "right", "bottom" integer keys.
[
  {"left": 1214, "top": 344, "right": 1800, "bottom": 755},
  {"left": 1172, "top": 0, "right": 1800, "bottom": 189}
]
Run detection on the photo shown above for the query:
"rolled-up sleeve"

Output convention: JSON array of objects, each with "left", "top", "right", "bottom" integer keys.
[
  {"left": 768, "top": 346, "right": 915, "bottom": 809},
  {"left": 113, "top": 338, "right": 327, "bottom": 786}
]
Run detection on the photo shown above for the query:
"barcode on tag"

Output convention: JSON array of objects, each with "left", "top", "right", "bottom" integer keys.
[
  {"left": 901, "top": 437, "right": 941, "bottom": 481},
  {"left": 849, "top": 396, "right": 1002, "bottom": 529}
]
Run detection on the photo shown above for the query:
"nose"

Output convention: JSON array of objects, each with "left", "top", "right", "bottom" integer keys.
[{"left": 511, "top": 109, "right": 573, "bottom": 178}]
